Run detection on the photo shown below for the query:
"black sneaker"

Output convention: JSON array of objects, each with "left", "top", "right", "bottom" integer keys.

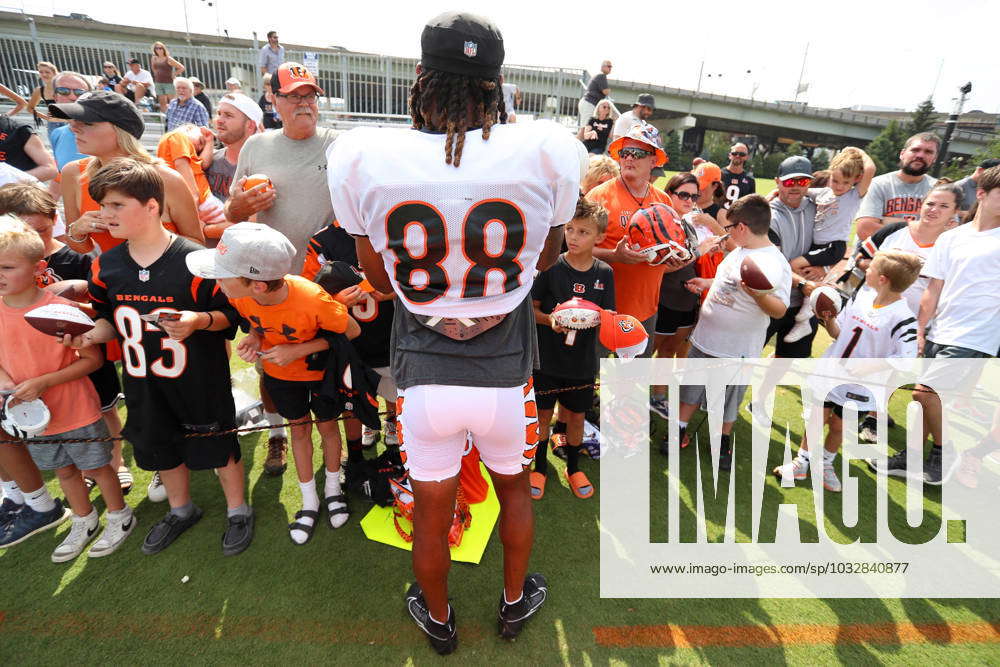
[
  {"left": 405, "top": 582, "right": 457, "bottom": 655},
  {"left": 498, "top": 573, "right": 548, "bottom": 640},
  {"left": 924, "top": 447, "right": 947, "bottom": 485},
  {"left": 859, "top": 415, "right": 878, "bottom": 443},
  {"left": 718, "top": 435, "right": 733, "bottom": 472},
  {"left": 221, "top": 508, "right": 254, "bottom": 556},
  {"left": 866, "top": 449, "right": 908, "bottom": 477},
  {"left": 0, "top": 498, "right": 69, "bottom": 548},
  {"left": 141, "top": 506, "right": 203, "bottom": 555},
  {"left": 660, "top": 426, "right": 685, "bottom": 457},
  {"left": 0, "top": 497, "right": 23, "bottom": 531}
]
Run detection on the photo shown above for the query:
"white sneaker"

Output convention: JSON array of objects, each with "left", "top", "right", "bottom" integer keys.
[
  {"left": 822, "top": 464, "right": 842, "bottom": 492},
  {"left": 772, "top": 457, "right": 809, "bottom": 487},
  {"left": 51, "top": 509, "right": 99, "bottom": 563},
  {"left": 783, "top": 314, "right": 814, "bottom": 343},
  {"left": 88, "top": 508, "right": 136, "bottom": 558},
  {"left": 383, "top": 419, "right": 399, "bottom": 447},
  {"left": 361, "top": 425, "right": 379, "bottom": 448},
  {"left": 147, "top": 472, "right": 167, "bottom": 503}
]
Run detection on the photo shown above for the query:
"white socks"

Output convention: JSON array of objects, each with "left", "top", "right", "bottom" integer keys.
[
  {"left": 24, "top": 485, "right": 56, "bottom": 513},
  {"left": 325, "top": 470, "right": 348, "bottom": 529},
  {"left": 822, "top": 449, "right": 837, "bottom": 464},
  {"left": 264, "top": 412, "right": 284, "bottom": 439},
  {"left": 1, "top": 479, "right": 24, "bottom": 505},
  {"left": 290, "top": 477, "right": 319, "bottom": 545}
]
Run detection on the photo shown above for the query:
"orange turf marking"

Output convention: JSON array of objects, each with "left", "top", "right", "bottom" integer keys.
[{"left": 593, "top": 621, "right": 1000, "bottom": 648}]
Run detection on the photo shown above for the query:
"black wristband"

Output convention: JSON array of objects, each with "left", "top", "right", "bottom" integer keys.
[{"left": 202, "top": 311, "right": 215, "bottom": 330}]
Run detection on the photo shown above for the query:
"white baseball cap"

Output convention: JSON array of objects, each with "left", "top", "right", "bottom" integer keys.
[
  {"left": 225, "top": 77, "right": 242, "bottom": 86},
  {"left": 185, "top": 222, "right": 295, "bottom": 281},
  {"left": 218, "top": 92, "right": 263, "bottom": 125}
]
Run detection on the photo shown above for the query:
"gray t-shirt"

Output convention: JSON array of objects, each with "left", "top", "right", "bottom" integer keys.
[
  {"left": 857, "top": 171, "right": 936, "bottom": 222},
  {"left": 390, "top": 295, "right": 538, "bottom": 390},
  {"left": 230, "top": 127, "right": 338, "bottom": 272},
  {"left": 954, "top": 175, "right": 978, "bottom": 210},
  {"left": 808, "top": 186, "right": 862, "bottom": 244},
  {"left": 584, "top": 73, "right": 609, "bottom": 105},
  {"left": 769, "top": 197, "right": 816, "bottom": 307}
]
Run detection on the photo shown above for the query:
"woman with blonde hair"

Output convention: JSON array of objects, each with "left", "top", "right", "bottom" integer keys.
[
  {"left": 150, "top": 42, "right": 185, "bottom": 113},
  {"left": 26, "top": 61, "right": 60, "bottom": 132},
  {"left": 578, "top": 99, "right": 616, "bottom": 155},
  {"left": 582, "top": 154, "right": 619, "bottom": 194},
  {"left": 100, "top": 62, "right": 123, "bottom": 91}
]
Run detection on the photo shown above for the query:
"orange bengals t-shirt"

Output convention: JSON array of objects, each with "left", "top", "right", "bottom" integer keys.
[
  {"left": 230, "top": 275, "right": 349, "bottom": 382},
  {"left": 586, "top": 177, "right": 672, "bottom": 321},
  {"left": 157, "top": 131, "right": 210, "bottom": 204}
]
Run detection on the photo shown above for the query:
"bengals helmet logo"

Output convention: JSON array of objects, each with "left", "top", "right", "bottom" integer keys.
[
  {"left": 617, "top": 319, "right": 634, "bottom": 333},
  {"left": 288, "top": 65, "right": 309, "bottom": 79}
]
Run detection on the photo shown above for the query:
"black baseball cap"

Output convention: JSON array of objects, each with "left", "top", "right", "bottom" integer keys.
[
  {"left": 420, "top": 11, "right": 504, "bottom": 78},
  {"left": 634, "top": 93, "right": 656, "bottom": 110},
  {"left": 48, "top": 90, "right": 145, "bottom": 140},
  {"left": 127, "top": 58, "right": 141, "bottom": 65},
  {"left": 979, "top": 158, "right": 1000, "bottom": 170}
]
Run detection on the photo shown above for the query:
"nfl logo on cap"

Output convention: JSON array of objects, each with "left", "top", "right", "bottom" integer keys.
[{"left": 463, "top": 40, "right": 477, "bottom": 57}]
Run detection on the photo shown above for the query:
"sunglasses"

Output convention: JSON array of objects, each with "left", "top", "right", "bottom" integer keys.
[
  {"left": 276, "top": 92, "right": 318, "bottom": 104},
  {"left": 619, "top": 147, "right": 654, "bottom": 160},
  {"left": 671, "top": 191, "right": 699, "bottom": 201},
  {"left": 780, "top": 177, "right": 812, "bottom": 188},
  {"left": 730, "top": 151, "right": 748, "bottom": 157},
  {"left": 55, "top": 87, "right": 87, "bottom": 96}
]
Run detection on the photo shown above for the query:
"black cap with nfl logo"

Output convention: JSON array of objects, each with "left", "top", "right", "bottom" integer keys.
[{"left": 420, "top": 11, "right": 504, "bottom": 78}]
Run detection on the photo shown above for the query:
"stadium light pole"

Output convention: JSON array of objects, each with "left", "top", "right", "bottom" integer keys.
[{"left": 934, "top": 81, "right": 972, "bottom": 178}]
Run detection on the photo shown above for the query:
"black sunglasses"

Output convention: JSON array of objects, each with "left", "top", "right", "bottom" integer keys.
[
  {"left": 671, "top": 191, "right": 699, "bottom": 201},
  {"left": 619, "top": 147, "right": 654, "bottom": 160},
  {"left": 730, "top": 151, "right": 748, "bottom": 157},
  {"left": 55, "top": 87, "right": 87, "bottom": 96}
]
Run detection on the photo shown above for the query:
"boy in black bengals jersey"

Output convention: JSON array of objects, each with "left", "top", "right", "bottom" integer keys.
[{"left": 64, "top": 160, "right": 254, "bottom": 557}]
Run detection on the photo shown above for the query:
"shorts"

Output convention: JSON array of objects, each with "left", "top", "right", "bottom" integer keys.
[
  {"left": 261, "top": 373, "right": 338, "bottom": 421},
  {"left": 678, "top": 345, "right": 748, "bottom": 424},
  {"left": 26, "top": 420, "right": 112, "bottom": 471},
  {"left": 88, "top": 359, "right": 122, "bottom": 412},
  {"left": 655, "top": 306, "right": 698, "bottom": 336},
  {"left": 766, "top": 304, "right": 817, "bottom": 358},
  {"left": 155, "top": 82, "right": 175, "bottom": 96},
  {"left": 397, "top": 380, "right": 537, "bottom": 482},
  {"left": 533, "top": 371, "right": 594, "bottom": 413},
  {"left": 373, "top": 366, "right": 398, "bottom": 403},
  {"left": 918, "top": 340, "right": 992, "bottom": 395},
  {"left": 803, "top": 240, "right": 847, "bottom": 267}
]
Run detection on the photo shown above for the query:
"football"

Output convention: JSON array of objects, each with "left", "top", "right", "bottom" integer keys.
[
  {"left": 740, "top": 255, "right": 774, "bottom": 292},
  {"left": 552, "top": 298, "right": 603, "bottom": 346},
  {"left": 598, "top": 310, "right": 649, "bottom": 359},
  {"left": 810, "top": 285, "right": 842, "bottom": 319},
  {"left": 242, "top": 174, "right": 274, "bottom": 192},
  {"left": 44, "top": 279, "right": 90, "bottom": 303},
  {"left": 24, "top": 303, "right": 96, "bottom": 337}
]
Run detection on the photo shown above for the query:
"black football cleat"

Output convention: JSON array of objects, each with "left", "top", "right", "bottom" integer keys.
[
  {"left": 405, "top": 582, "right": 458, "bottom": 655},
  {"left": 498, "top": 573, "right": 548, "bottom": 640}
]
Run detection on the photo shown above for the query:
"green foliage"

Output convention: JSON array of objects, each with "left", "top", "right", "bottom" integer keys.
[
  {"left": 702, "top": 130, "right": 732, "bottom": 166},
  {"left": 866, "top": 120, "right": 909, "bottom": 174},
  {"left": 664, "top": 131, "right": 690, "bottom": 171},
  {"left": 906, "top": 97, "right": 938, "bottom": 135},
  {"left": 811, "top": 149, "right": 831, "bottom": 172},
  {"left": 941, "top": 136, "right": 1000, "bottom": 180}
]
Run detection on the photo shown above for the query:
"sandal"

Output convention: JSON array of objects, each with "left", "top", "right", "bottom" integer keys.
[
  {"left": 117, "top": 467, "right": 133, "bottom": 495},
  {"left": 288, "top": 509, "right": 319, "bottom": 545},
  {"left": 529, "top": 471, "right": 546, "bottom": 500},
  {"left": 324, "top": 494, "right": 349, "bottom": 529},
  {"left": 564, "top": 470, "right": 594, "bottom": 499}
]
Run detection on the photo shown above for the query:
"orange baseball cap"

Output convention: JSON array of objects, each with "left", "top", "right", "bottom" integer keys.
[
  {"left": 271, "top": 62, "right": 324, "bottom": 95},
  {"left": 693, "top": 162, "right": 722, "bottom": 191}
]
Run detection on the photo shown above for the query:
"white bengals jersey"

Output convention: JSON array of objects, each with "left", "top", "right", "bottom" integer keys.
[
  {"left": 327, "top": 120, "right": 584, "bottom": 318},
  {"left": 811, "top": 288, "right": 917, "bottom": 410}
]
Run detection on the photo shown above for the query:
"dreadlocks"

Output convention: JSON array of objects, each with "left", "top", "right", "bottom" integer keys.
[{"left": 409, "top": 68, "right": 507, "bottom": 168}]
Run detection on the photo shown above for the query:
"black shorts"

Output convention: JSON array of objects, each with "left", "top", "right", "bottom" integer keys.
[
  {"left": 88, "top": 358, "right": 122, "bottom": 412},
  {"left": 122, "top": 378, "right": 240, "bottom": 472},
  {"left": 533, "top": 372, "right": 594, "bottom": 413},
  {"left": 655, "top": 306, "right": 698, "bottom": 336},
  {"left": 804, "top": 240, "right": 847, "bottom": 267},
  {"left": 765, "top": 304, "right": 818, "bottom": 358},
  {"left": 823, "top": 401, "right": 845, "bottom": 419},
  {"left": 261, "top": 374, "right": 338, "bottom": 421}
]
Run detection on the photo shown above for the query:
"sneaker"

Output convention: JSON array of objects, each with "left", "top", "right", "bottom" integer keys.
[
  {"left": 221, "top": 508, "right": 254, "bottom": 556},
  {"left": 859, "top": 415, "right": 878, "bottom": 443},
  {"left": 141, "top": 506, "right": 203, "bottom": 555},
  {"left": 955, "top": 452, "right": 981, "bottom": 489},
  {"left": 783, "top": 316, "right": 814, "bottom": 343},
  {"left": 659, "top": 425, "right": 685, "bottom": 457},
  {"left": 498, "top": 573, "right": 548, "bottom": 640},
  {"left": 405, "top": 582, "right": 458, "bottom": 655},
  {"left": 263, "top": 435, "right": 288, "bottom": 476},
  {"left": 773, "top": 457, "right": 809, "bottom": 485},
  {"left": 0, "top": 499, "right": 70, "bottom": 548},
  {"left": 718, "top": 436, "right": 733, "bottom": 472},
  {"left": 924, "top": 447, "right": 953, "bottom": 485},
  {"left": 51, "top": 510, "right": 100, "bottom": 562},
  {"left": 649, "top": 396, "right": 670, "bottom": 420},
  {"left": 0, "top": 497, "right": 23, "bottom": 530},
  {"left": 147, "top": 472, "right": 167, "bottom": 503},
  {"left": 866, "top": 449, "right": 909, "bottom": 477},
  {"left": 88, "top": 508, "right": 136, "bottom": 558},
  {"left": 822, "top": 463, "right": 842, "bottom": 492},
  {"left": 361, "top": 424, "right": 380, "bottom": 449},
  {"left": 383, "top": 419, "right": 399, "bottom": 447}
]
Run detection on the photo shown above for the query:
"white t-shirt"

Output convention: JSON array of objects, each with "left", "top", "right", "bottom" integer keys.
[
  {"left": 123, "top": 68, "right": 154, "bottom": 89},
  {"left": 922, "top": 223, "right": 1000, "bottom": 354},
  {"left": 860, "top": 222, "right": 938, "bottom": 314},
  {"left": 809, "top": 186, "right": 862, "bottom": 244},
  {"left": 327, "top": 121, "right": 585, "bottom": 318},
  {"left": 689, "top": 244, "right": 792, "bottom": 358},
  {"left": 611, "top": 110, "right": 639, "bottom": 141}
]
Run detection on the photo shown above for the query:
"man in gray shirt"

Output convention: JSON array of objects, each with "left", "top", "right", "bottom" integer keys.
[
  {"left": 856, "top": 132, "right": 940, "bottom": 240},
  {"left": 578, "top": 60, "right": 611, "bottom": 126},
  {"left": 764, "top": 155, "right": 821, "bottom": 358},
  {"left": 954, "top": 158, "right": 1000, "bottom": 214},
  {"left": 258, "top": 31, "right": 285, "bottom": 76}
]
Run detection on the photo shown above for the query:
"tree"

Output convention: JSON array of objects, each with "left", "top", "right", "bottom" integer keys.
[
  {"left": 702, "top": 130, "right": 731, "bottom": 166},
  {"left": 866, "top": 120, "right": 909, "bottom": 174},
  {"left": 664, "top": 131, "right": 688, "bottom": 171},
  {"left": 811, "top": 149, "right": 830, "bottom": 172},
  {"left": 942, "top": 136, "right": 1000, "bottom": 180},
  {"left": 906, "top": 97, "right": 938, "bottom": 135}
]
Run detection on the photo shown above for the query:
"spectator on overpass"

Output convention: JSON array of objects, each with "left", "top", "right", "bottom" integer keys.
[
  {"left": 190, "top": 78, "right": 213, "bottom": 119},
  {"left": 578, "top": 99, "right": 614, "bottom": 155},
  {"left": 48, "top": 71, "right": 90, "bottom": 170},
  {"left": 855, "top": 132, "right": 939, "bottom": 240},
  {"left": 259, "top": 30, "right": 285, "bottom": 76},
  {"left": 578, "top": 60, "right": 612, "bottom": 127},
  {"left": 118, "top": 59, "right": 154, "bottom": 104},
  {"left": 151, "top": 41, "right": 186, "bottom": 113},
  {"left": 611, "top": 93, "right": 654, "bottom": 142},
  {"left": 954, "top": 158, "right": 1000, "bottom": 215},
  {"left": 721, "top": 142, "right": 756, "bottom": 206},
  {"left": 165, "top": 77, "right": 210, "bottom": 131}
]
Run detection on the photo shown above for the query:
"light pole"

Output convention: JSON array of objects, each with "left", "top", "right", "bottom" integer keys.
[{"left": 934, "top": 81, "right": 972, "bottom": 178}]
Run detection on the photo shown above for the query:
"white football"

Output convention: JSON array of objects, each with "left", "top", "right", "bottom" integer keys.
[
  {"left": 551, "top": 298, "right": 602, "bottom": 330},
  {"left": 809, "top": 285, "right": 843, "bottom": 318},
  {"left": 24, "top": 303, "right": 96, "bottom": 337}
]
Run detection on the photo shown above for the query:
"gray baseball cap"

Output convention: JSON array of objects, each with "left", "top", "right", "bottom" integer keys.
[
  {"left": 777, "top": 155, "right": 813, "bottom": 180},
  {"left": 634, "top": 93, "right": 655, "bottom": 110},
  {"left": 185, "top": 222, "right": 295, "bottom": 281}
]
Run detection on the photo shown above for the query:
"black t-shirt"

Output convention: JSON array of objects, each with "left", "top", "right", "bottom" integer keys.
[
  {"left": 40, "top": 245, "right": 92, "bottom": 285},
  {"left": 104, "top": 75, "right": 123, "bottom": 90},
  {"left": 532, "top": 255, "right": 615, "bottom": 379},
  {"left": 0, "top": 116, "right": 38, "bottom": 172},
  {"left": 720, "top": 168, "right": 756, "bottom": 207},
  {"left": 195, "top": 92, "right": 213, "bottom": 118},
  {"left": 584, "top": 73, "right": 609, "bottom": 105},
  {"left": 258, "top": 94, "right": 281, "bottom": 129},
  {"left": 583, "top": 116, "right": 613, "bottom": 154}
]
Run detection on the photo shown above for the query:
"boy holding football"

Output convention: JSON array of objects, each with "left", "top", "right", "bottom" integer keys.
[
  {"left": 0, "top": 216, "right": 133, "bottom": 560},
  {"left": 530, "top": 197, "right": 614, "bottom": 501},
  {"left": 186, "top": 222, "right": 360, "bottom": 545}
]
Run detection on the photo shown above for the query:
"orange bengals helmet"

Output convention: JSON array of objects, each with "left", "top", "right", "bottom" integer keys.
[
  {"left": 626, "top": 202, "right": 693, "bottom": 265},
  {"left": 599, "top": 310, "right": 649, "bottom": 359}
]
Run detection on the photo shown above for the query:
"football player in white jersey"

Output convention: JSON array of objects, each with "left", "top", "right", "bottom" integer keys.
[
  {"left": 775, "top": 250, "right": 921, "bottom": 492},
  {"left": 327, "top": 11, "right": 584, "bottom": 655}
]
